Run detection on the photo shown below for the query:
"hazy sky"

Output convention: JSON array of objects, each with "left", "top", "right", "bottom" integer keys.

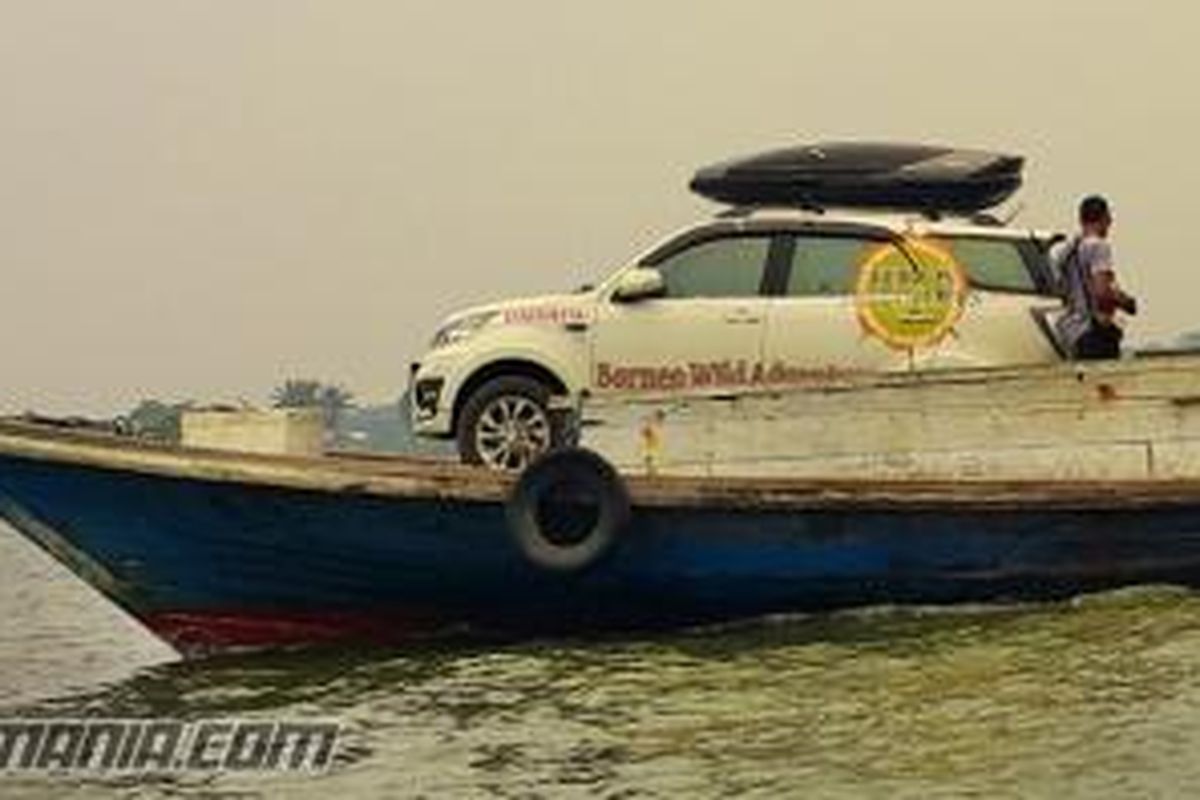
[{"left": 2, "top": 1, "right": 1197, "bottom": 415}]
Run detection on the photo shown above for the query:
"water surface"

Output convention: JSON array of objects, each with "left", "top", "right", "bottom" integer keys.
[{"left": 3, "top": 521, "right": 1200, "bottom": 798}]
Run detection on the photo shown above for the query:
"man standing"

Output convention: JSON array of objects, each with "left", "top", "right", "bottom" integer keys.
[{"left": 1054, "top": 195, "right": 1138, "bottom": 360}]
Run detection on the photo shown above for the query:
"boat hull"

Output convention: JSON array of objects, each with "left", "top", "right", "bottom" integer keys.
[{"left": 4, "top": 442, "right": 1200, "bottom": 654}]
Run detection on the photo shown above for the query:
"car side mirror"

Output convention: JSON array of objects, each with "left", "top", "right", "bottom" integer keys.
[{"left": 612, "top": 268, "right": 666, "bottom": 303}]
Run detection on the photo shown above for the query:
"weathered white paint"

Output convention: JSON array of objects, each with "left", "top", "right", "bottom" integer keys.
[
  {"left": 181, "top": 409, "right": 325, "bottom": 457},
  {"left": 581, "top": 353, "right": 1200, "bottom": 481}
]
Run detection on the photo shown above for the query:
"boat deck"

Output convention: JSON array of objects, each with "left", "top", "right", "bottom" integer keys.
[{"left": 4, "top": 418, "right": 1200, "bottom": 513}]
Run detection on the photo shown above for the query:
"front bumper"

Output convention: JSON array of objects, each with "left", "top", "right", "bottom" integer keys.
[
  {"left": 413, "top": 376, "right": 444, "bottom": 419},
  {"left": 408, "top": 359, "right": 457, "bottom": 437}
]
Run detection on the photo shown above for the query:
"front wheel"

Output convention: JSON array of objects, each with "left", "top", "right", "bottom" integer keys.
[{"left": 456, "top": 376, "right": 565, "bottom": 471}]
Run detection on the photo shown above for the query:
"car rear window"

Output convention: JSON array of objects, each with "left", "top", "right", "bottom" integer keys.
[
  {"left": 785, "top": 236, "right": 876, "bottom": 296},
  {"left": 930, "top": 237, "right": 1038, "bottom": 293}
]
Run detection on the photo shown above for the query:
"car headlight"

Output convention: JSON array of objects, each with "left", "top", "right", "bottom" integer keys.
[{"left": 431, "top": 311, "right": 499, "bottom": 349}]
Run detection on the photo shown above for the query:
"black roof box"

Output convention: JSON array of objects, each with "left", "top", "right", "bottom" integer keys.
[{"left": 690, "top": 142, "right": 1024, "bottom": 213}]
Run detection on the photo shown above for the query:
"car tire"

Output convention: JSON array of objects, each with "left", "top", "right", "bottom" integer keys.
[
  {"left": 505, "top": 448, "right": 631, "bottom": 573},
  {"left": 456, "top": 376, "right": 565, "bottom": 470}
]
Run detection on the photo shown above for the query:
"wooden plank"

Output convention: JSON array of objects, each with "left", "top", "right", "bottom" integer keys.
[
  {"left": 0, "top": 419, "right": 512, "bottom": 504},
  {"left": 12, "top": 355, "right": 1200, "bottom": 512},
  {"left": 8, "top": 416, "right": 1200, "bottom": 512},
  {"left": 617, "top": 441, "right": 1157, "bottom": 481},
  {"left": 582, "top": 354, "right": 1200, "bottom": 482}
]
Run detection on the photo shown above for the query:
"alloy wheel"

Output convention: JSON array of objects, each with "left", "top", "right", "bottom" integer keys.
[{"left": 474, "top": 394, "right": 552, "bottom": 471}]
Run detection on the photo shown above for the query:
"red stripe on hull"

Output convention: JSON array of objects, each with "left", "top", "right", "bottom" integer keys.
[{"left": 144, "top": 610, "right": 443, "bottom": 653}]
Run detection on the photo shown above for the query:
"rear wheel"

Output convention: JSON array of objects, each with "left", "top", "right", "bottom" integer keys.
[{"left": 456, "top": 376, "right": 563, "bottom": 471}]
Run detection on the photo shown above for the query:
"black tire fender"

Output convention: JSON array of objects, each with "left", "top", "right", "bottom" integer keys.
[{"left": 505, "top": 448, "right": 631, "bottom": 573}]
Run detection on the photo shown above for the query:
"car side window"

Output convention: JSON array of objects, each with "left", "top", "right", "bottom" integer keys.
[
  {"left": 934, "top": 237, "right": 1037, "bottom": 293},
  {"left": 786, "top": 235, "right": 879, "bottom": 296},
  {"left": 652, "top": 236, "right": 771, "bottom": 299}
]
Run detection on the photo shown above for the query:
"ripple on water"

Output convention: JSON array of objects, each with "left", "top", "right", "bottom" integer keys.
[
  {"left": 5, "top": 520, "right": 1200, "bottom": 797},
  {"left": 0, "top": 522, "right": 175, "bottom": 708}
]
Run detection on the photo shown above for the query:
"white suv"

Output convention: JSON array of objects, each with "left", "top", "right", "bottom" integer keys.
[{"left": 411, "top": 208, "right": 1065, "bottom": 469}]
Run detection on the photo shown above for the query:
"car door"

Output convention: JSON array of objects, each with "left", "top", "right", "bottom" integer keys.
[
  {"left": 763, "top": 233, "right": 901, "bottom": 379},
  {"left": 589, "top": 233, "right": 775, "bottom": 395},
  {"left": 913, "top": 235, "right": 1063, "bottom": 368}
]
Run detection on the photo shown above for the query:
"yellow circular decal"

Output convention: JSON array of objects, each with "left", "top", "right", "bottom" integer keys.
[{"left": 855, "top": 237, "right": 967, "bottom": 350}]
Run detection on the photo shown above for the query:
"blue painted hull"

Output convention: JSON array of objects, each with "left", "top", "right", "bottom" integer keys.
[{"left": 3, "top": 443, "right": 1200, "bottom": 653}]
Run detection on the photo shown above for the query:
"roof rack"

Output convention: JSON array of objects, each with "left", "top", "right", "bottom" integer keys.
[
  {"left": 968, "top": 212, "right": 1004, "bottom": 227},
  {"left": 716, "top": 204, "right": 826, "bottom": 219},
  {"left": 714, "top": 204, "right": 997, "bottom": 224}
]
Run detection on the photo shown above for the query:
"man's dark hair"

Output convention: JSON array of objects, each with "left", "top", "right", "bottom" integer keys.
[{"left": 1079, "top": 195, "right": 1111, "bottom": 225}]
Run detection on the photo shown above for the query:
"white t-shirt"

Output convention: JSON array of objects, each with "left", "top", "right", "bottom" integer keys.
[{"left": 1054, "top": 234, "right": 1115, "bottom": 348}]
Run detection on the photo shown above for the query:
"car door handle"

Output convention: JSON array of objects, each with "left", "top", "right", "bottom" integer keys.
[{"left": 724, "top": 312, "right": 763, "bottom": 325}]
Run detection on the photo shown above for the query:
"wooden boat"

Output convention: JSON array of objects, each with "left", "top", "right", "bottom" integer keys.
[{"left": 4, "top": 355, "right": 1200, "bottom": 656}]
